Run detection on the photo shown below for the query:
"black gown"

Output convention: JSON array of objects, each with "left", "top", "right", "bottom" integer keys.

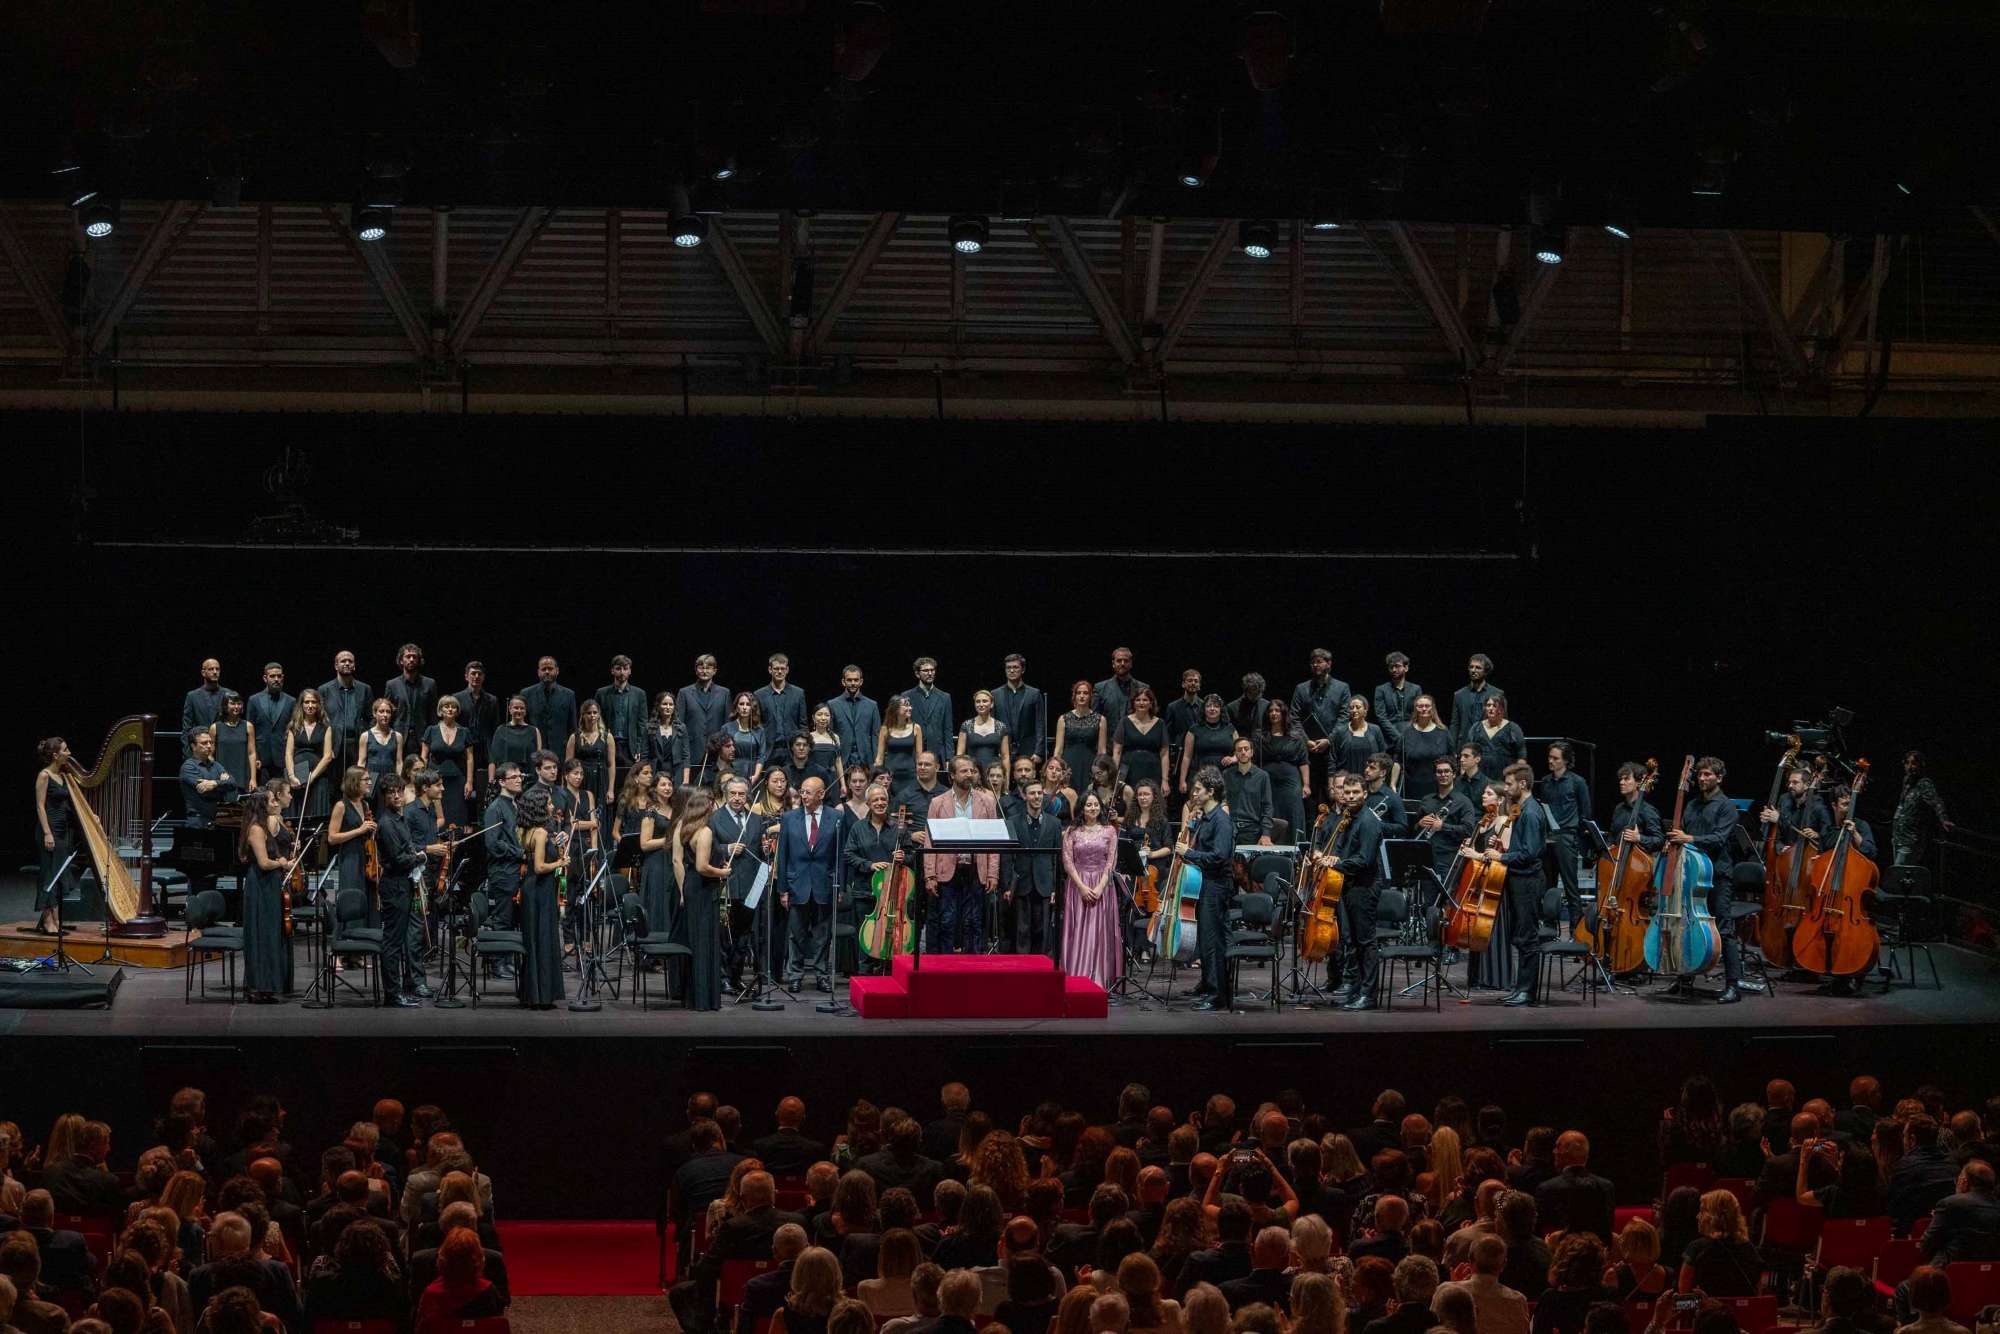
[
  {"left": 639, "top": 809, "right": 679, "bottom": 940},
  {"left": 881, "top": 728, "right": 919, "bottom": 786},
  {"left": 575, "top": 732, "right": 611, "bottom": 807},
  {"left": 333, "top": 799, "right": 370, "bottom": 892},
  {"left": 36, "top": 777, "right": 76, "bottom": 912},
  {"left": 422, "top": 723, "right": 473, "bottom": 827},
  {"left": 810, "top": 737, "right": 844, "bottom": 778},
  {"left": 213, "top": 720, "right": 253, "bottom": 791},
  {"left": 291, "top": 723, "right": 333, "bottom": 820},
  {"left": 361, "top": 729, "right": 402, "bottom": 785},
  {"left": 680, "top": 837, "right": 723, "bottom": 1011},
  {"left": 1060, "top": 710, "right": 1104, "bottom": 790},
  {"left": 518, "top": 829, "right": 565, "bottom": 1007},
  {"left": 1183, "top": 720, "right": 1236, "bottom": 781},
  {"left": 1116, "top": 716, "right": 1169, "bottom": 789},
  {"left": 1333, "top": 724, "right": 1388, "bottom": 778},
  {"left": 1395, "top": 725, "right": 1455, "bottom": 794},
  {"left": 1257, "top": 730, "right": 1310, "bottom": 843},
  {"left": 648, "top": 725, "right": 686, "bottom": 781},
  {"left": 727, "top": 724, "right": 765, "bottom": 781},
  {"left": 1476, "top": 722, "right": 1527, "bottom": 782},
  {"left": 958, "top": 720, "right": 1010, "bottom": 769},
  {"left": 243, "top": 824, "right": 296, "bottom": 995}
]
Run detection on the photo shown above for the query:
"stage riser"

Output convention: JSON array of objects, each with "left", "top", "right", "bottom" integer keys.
[{"left": 0, "top": 924, "right": 192, "bottom": 968}]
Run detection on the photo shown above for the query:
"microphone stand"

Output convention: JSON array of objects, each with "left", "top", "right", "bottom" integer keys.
[
  {"left": 32, "top": 852, "right": 87, "bottom": 975},
  {"left": 297, "top": 842, "right": 345, "bottom": 1008},
  {"left": 736, "top": 828, "right": 794, "bottom": 1012},
  {"left": 430, "top": 822, "right": 500, "bottom": 1011},
  {"left": 815, "top": 836, "right": 854, "bottom": 1016},
  {"left": 567, "top": 846, "right": 612, "bottom": 1012}
]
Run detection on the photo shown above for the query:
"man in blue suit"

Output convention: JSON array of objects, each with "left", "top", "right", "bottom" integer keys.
[
  {"left": 826, "top": 666, "right": 882, "bottom": 773},
  {"left": 779, "top": 776, "right": 843, "bottom": 989}
]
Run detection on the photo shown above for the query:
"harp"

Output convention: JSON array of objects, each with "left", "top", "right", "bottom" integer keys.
[{"left": 65, "top": 713, "right": 166, "bottom": 936}]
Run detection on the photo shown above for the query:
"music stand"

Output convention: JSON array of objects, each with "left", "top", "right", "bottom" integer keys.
[
  {"left": 567, "top": 846, "right": 613, "bottom": 1012},
  {"left": 297, "top": 850, "right": 347, "bottom": 1008},
  {"left": 430, "top": 850, "right": 476, "bottom": 1009},
  {"left": 1387, "top": 852, "right": 1468, "bottom": 1002},
  {"left": 736, "top": 829, "right": 793, "bottom": 1013},
  {"left": 916, "top": 820, "right": 1018, "bottom": 971},
  {"left": 1108, "top": 835, "right": 1166, "bottom": 1009},
  {"left": 30, "top": 852, "right": 89, "bottom": 976}
]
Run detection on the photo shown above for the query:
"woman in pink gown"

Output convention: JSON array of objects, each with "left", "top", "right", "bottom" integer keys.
[{"left": 1061, "top": 791, "right": 1122, "bottom": 989}]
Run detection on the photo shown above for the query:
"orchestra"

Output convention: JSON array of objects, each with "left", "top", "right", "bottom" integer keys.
[{"left": 30, "top": 646, "right": 1929, "bottom": 1017}]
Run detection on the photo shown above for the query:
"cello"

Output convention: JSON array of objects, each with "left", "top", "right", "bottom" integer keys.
[
  {"left": 1443, "top": 807, "right": 1506, "bottom": 953},
  {"left": 1131, "top": 827, "right": 1162, "bottom": 944},
  {"left": 1643, "top": 756, "right": 1720, "bottom": 976},
  {"left": 856, "top": 808, "right": 917, "bottom": 961},
  {"left": 1582, "top": 758, "right": 1657, "bottom": 974},
  {"left": 1298, "top": 804, "right": 1343, "bottom": 963},
  {"left": 1791, "top": 760, "right": 1880, "bottom": 977},
  {"left": 1755, "top": 736, "right": 1804, "bottom": 964},
  {"left": 1152, "top": 803, "right": 1204, "bottom": 964}
]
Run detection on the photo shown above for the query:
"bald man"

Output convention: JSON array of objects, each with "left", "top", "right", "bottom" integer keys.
[
  {"left": 779, "top": 777, "right": 843, "bottom": 988},
  {"left": 1532, "top": 1131, "right": 1615, "bottom": 1243},
  {"left": 671, "top": 1171, "right": 805, "bottom": 1334},
  {"left": 753, "top": 1098, "right": 827, "bottom": 1176}
]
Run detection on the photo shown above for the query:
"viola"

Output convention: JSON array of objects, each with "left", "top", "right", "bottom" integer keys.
[
  {"left": 1643, "top": 756, "right": 1720, "bottom": 975},
  {"left": 1583, "top": 758, "right": 1657, "bottom": 974},
  {"left": 1133, "top": 827, "right": 1161, "bottom": 917},
  {"left": 1299, "top": 803, "right": 1343, "bottom": 964},
  {"left": 1791, "top": 759, "right": 1880, "bottom": 977},
  {"left": 857, "top": 807, "right": 917, "bottom": 961}
]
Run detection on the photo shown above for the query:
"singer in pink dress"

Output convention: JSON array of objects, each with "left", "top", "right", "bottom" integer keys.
[{"left": 1060, "top": 791, "right": 1122, "bottom": 989}]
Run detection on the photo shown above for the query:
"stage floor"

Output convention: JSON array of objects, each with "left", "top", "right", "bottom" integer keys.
[{"left": 4, "top": 942, "right": 1992, "bottom": 1038}]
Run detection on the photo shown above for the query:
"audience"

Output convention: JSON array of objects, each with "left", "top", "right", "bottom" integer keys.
[
  {"left": 1363, "top": 1255, "right": 1438, "bottom": 1334},
  {"left": 1433, "top": 1235, "right": 1528, "bottom": 1334},
  {"left": 1677, "top": 1191, "right": 1762, "bottom": 1298},
  {"left": 1528, "top": 1233, "right": 1617, "bottom": 1334}
]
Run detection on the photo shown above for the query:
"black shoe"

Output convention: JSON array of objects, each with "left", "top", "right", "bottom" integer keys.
[
  {"left": 385, "top": 993, "right": 422, "bottom": 1009},
  {"left": 817, "top": 978, "right": 832, "bottom": 993},
  {"left": 1737, "top": 978, "right": 1767, "bottom": 994},
  {"left": 1191, "top": 999, "right": 1221, "bottom": 1012},
  {"left": 411, "top": 983, "right": 435, "bottom": 999},
  {"left": 1330, "top": 985, "right": 1360, "bottom": 1006},
  {"left": 492, "top": 963, "right": 517, "bottom": 980},
  {"left": 1340, "top": 993, "right": 1375, "bottom": 1011},
  {"left": 1717, "top": 985, "right": 1742, "bottom": 1004},
  {"left": 1502, "top": 986, "right": 1536, "bottom": 1006}
]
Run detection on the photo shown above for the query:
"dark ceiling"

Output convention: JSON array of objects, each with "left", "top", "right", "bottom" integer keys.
[{"left": 3, "top": 0, "right": 1998, "bottom": 234}]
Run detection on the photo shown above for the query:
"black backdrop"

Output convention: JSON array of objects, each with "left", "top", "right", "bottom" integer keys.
[{"left": 12, "top": 409, "right": 1997, "bottom": 886}]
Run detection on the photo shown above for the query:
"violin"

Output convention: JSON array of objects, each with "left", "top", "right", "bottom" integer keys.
[
  {"left": 1584, "top": 758, "right": 1657, "bottom": 974},
  {"left": 280, "top": 816, "right": 301, "bottom": 938},
  {"left": 1755, "top": 735, "right": 1804, "bottom": 965},
  {"left": 1299, "top": 803, "right": 1344, "bottom": 964},
  {"left": 361, "top": 799, "right": 382, "bottom": 884},
  {"left": 1133, "top": 827, "right": 1161, "bottom": 917},
  {"left": 1643, "top": 755, "right": 1720, "bottom": 975},
  {"left": 1791, "top": 759, "right": 1879, "bottom": 977}
]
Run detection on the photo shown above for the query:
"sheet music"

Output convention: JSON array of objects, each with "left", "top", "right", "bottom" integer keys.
[
  {"left": 745, "top": 861, "right": 772, "bottom": 910},
  {"left": 927, "top": 817, "right": 1012, "bottom": 843}
]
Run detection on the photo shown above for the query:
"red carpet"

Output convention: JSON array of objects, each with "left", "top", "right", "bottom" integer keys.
[{"left": 493, "top": 1221, "right": 666, "bottom": 1295}]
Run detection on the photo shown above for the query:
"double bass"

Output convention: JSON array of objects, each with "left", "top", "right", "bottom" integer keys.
[
  {"left": 1582, "top": 758, "right": 1657, "bottom": 974},
  {"left": 1792, "top": 760, "right": 1880, "bottom": 977},
  {"left": 1152, "top": 804, "right": 1204, "bottom": 964},
  {"left": 1766, "top": 756, "right": 1830, "bottom": 965},
  {"left": 856, "top": 808, "right": 917, "bottom": 961},
  {"left": 1643, "top": 756, "right": 1720, "bottom": 975},
  {"left": 1443, "top": 807, "right": 1507, "bottom": 953},
  {"left": 1298, "top": 804, "right": 1343, "bottom": 963},
  {"left": 1755, "top": 735, "right": 1804, "bottom": 963}
]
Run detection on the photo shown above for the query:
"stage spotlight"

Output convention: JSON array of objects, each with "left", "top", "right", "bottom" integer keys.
[
  {"left": 1531, "top": 224, "right": 1565, "bottom": 265},
  {"left": 1307, "top": 188, "right": 1342, "bottom": 230},
  {"left": 671, "top": 213, "right": 708, "bottom": 248},
  {"left": 78, "top": 197, "right": 119, "bottom": 238},
  {"left": 949, "top": 214, "right": 990, "bottom": 254},
  {"left": 1240, "top": 219, "right": 1277, "bottom": 259},
  {"left": 1691, "top": 158, "right": 1726, "bottom": 197},
  {"left": 1603, "top": 222, "right": 1633, "bottom": 241},
  {"left": 354, "top": 205, "right": 392, "bottom": 242},
  {"left": 1177, "top": 150, "right": 1219, "bottom": 189},
  {"left": 1240, "top": 12, "right": 1294, "bottom": 92}
]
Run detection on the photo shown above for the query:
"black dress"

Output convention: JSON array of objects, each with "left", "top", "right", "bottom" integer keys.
[
  {"left": 1476, "top": 722, "right": 1527, "bottom": 781},
  {"left": 334, "top": 799, "right": 370, "bottom": 892},
  {"left": 575, "top": 731, "right": 611, "bottom": 806},
  {"left": 728, "top": 723, "right": 765, "bottom": 780},
  {"left": 291, "top": 723, "right": 333, "bottom": 820},
  {"left": 959, "top": 719, "right": 1010, "bottom": 769},
  {"left": 518, "top": 829, "right": 565, "bottom": 1008},
  {"left": 488, "top": 723, "right": 539, "bottom": 776},
  {"left": 810, "top": 736, "right": 844, "bottom": 778},
  {"left": 1060, "top": 710, "right": 1104, "bottom": 790},
  {"left": 681, "top": 836, "right": 723, "bottom": 1011},
  {"left": 36, "top": 777, "right": 76, "bottom": 912},
  {"left": 639, "top": 809, "right": 679, "bottom": 940},
  {"left": 1117, "top": 716, "right": 1169, "bottom": 788},
  {"left": 361, "top": 729, "right": 401, "bottom": 785},
  {"left": 881, "top": 728, "right": 919, "bottom": 786},
  {"left": 1396, "top": 725, "right": 1454, "bottom": 793},
  {"left": 1256, "top": 729, "right": 1310, "bottom": 842},
  {"left": 243, "top": 824, "right": 295, "bottom": 995},
  {"left": 213, "top": 720, "right": 253, "bottom": 789},
  {"left": 1333, "top": 724, "right": 1387, "bottom": 777},
  {"left": 422, "top": 723, "right": 473, "bottom": 827},
  {"left": 1183, "top": 720, "right": 1236, "bottom": 781}
]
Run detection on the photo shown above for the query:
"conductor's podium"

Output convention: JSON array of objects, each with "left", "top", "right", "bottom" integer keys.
[{"left": 849, "top": 954, "right": 1108, "bottom": 1020}]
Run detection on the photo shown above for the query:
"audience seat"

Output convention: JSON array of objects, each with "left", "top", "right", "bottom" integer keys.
[
  {"left": 316, "top": 1322, "right": 399, "bottom": 1334},
  {"left": 1909, "top": 1215, "right": 1931, "bottom": 1240},
  {"left": 1814, "top": 1216, "right": 1892, "bottom": 1272},
  {"left": 1663, "top": 1163, "right": 1715, "bottom": 1197},
  {"left": 1712, "top": 1295, "right": 1778, "bottom": 1334},
  {"left": 1872, "top": 1238, "right": 1923, "bottom": 1303},
  {"left": 718, "top": 1258, "right": 776, "bottom": 1308},
  {"left": 1715, "top": 1178, "right": 1755, "bottom": 1214},
  {"left": 56, "top": 1213, "right": 117, "bottom": 1269},
  {"left": 417, "top": 1321, "right": 510, "bottom": 1334},
  {"left": 1944, "top": 1260, "right": 2000, "bottom": 1323},
  {"left": 183, "top": 888, "right": 243, "bottom": 1001}
]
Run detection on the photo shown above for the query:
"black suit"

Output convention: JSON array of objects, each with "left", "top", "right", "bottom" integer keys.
[
  {"left": 1364, "top": 1306, "right": 1440, "bottom": 1334},
  {"left": 1005, "top": 810, "right": 1063, "bottom": 959},
  {"left": 735, "top": 1261, "right": 795, "bottom": 1334},
  {"left": 1219, "top": 1267, "right": 1294, "bottom": 1313},
  {"left": 1536, "top": 1166, "right": 1617, "bottom": 1243},
  {"left": 1344, "top": 1120, "right": 1402, "bottom": 1170},
  {"left": 27, "top": 1227, "right": 96, "bottom": 1294},
  {"left": 1047, "top": 1223, "right": 1101, "bottom": 1279},
  {"left": 42, "top": 1155, "right": 127, "bottom": 1217},
  {"left": 1124, "top": 1202, "right": 1167, "bottom": 1245},
  {"left": 674, "top": 1148, "right": 748, "bottom": 1272},
  {"left": 1181, "top": 1241, "right": 1253, "bottom": 1290},
  {"left": 923, "top": 1115, "right": 967, "bottom": 1165},
  {"left": 1918, "top": 1186, "right": 2000, "bottom": 1263},
  {"left": 752, "top": 1129, "right": 828, "bottom": 1177},
  {"left": 1834, "top": 1106, "right": 1880, "bottom": 1142},
  {"left": 188, "top": 1258, "right": 301, "bottom": 1334},
  {"left": 671, "top": 1204, "right": 806, "bottom": 1334},
  {"left": 1755, "top": 1149, "right": 1835, "bottom": 1208},
  {"left": 853, "top": 1149, "right": 944, "bottom": 1201}
]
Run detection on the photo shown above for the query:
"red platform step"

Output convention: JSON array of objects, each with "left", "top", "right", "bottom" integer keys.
[{"left": 848, "top": 955, "right": 1109, "bottom": 1019}]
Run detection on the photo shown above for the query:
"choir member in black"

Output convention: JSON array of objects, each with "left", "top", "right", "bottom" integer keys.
[
  {"left": 1450, "top": 654, "right": 1501, "bottom": 748},
  {"left": 875, "top": 694, "right": 923, "bottom": 791},
  {"left": 1669, "top": 756, "right": 1743, "bottom": 1003},
  {"left": 1415, "top": 757, "right": 1478, "bottom": 880},
  {"left": 1124, "top": 780, "right": 1172, "bottom": 962},
  {"left": 1372, "top": 652, "right": 1422, "bottom": 747},
  {"left": 1056, "top": 681, "right": 1107, "bottom": 796},
  {"left": 827, "top": 666, "right": 881, "bottom": 772},
  {"left": 370, "top": 774, "right": 429, "bottom": 1006},
  {"left": 1090, "top": 648, "right": 1147, "bottom": 726},
  {"left": 1252, "top": 699, "right": 1310, "bottom": 844},
  {"left": 611, "top": 767, "right": 655, "bottom": 854},
  {"left": 675, "top": 656, "right": 732, "bottom": 767},
  {"left": 1113, "top": 687, "right": 1171, "bottom": 796},
  {"left": 1536, "top": 742, "right": 1595, "bottom": 922},
  {"left": 596, "top": 655, "right": 650, "bottom": 781},
  {"left": 782, "top": 733, "right": 830, "bottom": 797},
  {"left": 318, "top": 650, "right": 373, "bottom": 772},
  {"left": 839, "top": 763, "right": 874, "bottom": 826},
  {"left": 1817, "top": 783, "right": 1880, "bottom": 996},
  {"left": 286, "top": 689, "right": 336, "bottom": 824},
  {"left": 33, "top": 738, "right": 81, "bottom": 934},
  {"left": 1165, "top": 669, "right": 1206, "bottom": 757},
  {"left": 559, "top": 758, "right": 599, "bottom": 912},
  {"left": 959, "top": 690, "right": 1014, "bottom": 774},
  {"left": 1467, "top": 762, "right": 1548, "bottom": 1007},
  {"left": 452, "top": 662, "right": 503, "bottom": 761},
  {"left": 327, "top": 767, "right": 377, "bottom": 914},
  {"left": 982, "top": 762, "right": 1011, "bottom": 825},
  {"left": 516, "top": 656, "right": 577, "bottom": 763},
  {"left": 807, "top": 705, "right": 844, "bottom": 780},
  {"left": 1223, "top": 737, "right": 1276, "bottom": 848},
  {"left": 1004, "top": 780, "right": 1064, "bottom": 962},
  {"left": 711, "top": 776, "right": 764, "bottom": 990},
  {"left": 214, "top": 691, "right": 255, "bottom": 791},
  {"left": 358, "top": 698, "right": 404, "bottom": 798},
  {"left": 1040, "top": 757, "right": 1076, "bottom": 827},
  {"left": 237, "top": 786, "right": 295, "bottom": 1003},
  {"left": 381, "top": 644, "right": 439, "bottom": 744},
  {"left": 489, "top": 698, "right": 543, "bottom": 787},
  {"left": 570, "top": 700, "right": 617, "bottom": 813},
  {"left": 754, "top": 768, "right": 791, "bottom": 819},
  {"left": 646, "top": 694, "right": 688, "bottom": 788},
  {"left": 1332, "top": 695, "right": 1388, "bottom": 780},
  {"left": 993, "top": 654, "right": 1047, "bottom": 764},
  {"left": 1394, "top": 696, "right": 1453, "bottom": 797},
  {"left": 1473, "top": 694, "right": 1526, "bottom": 782},
  {"left": 727, "top": 692, "right": 768, "bottom": 785},
  {"left": 183, "top": 658, "right": 228, "bottom": 737},
  {"left": 1182, "top": 768, "right": 1238, "bottom": 1012},
  {"left": 179, "top": 728, "right": 241, "bottom": 841},
  {"left": 1178, "top": 694, "right": 1236, "bottom": 797},
  {"left": 907, "top": 658, "right": 954, "bottom": 770},
  {"left": 678, "top": 785, "right": 726, "bottom": 1011},
  {"left": 245, "top": 663, "right": 296, "bottom": 780},
  {"left": 419, "top": 695, "right": 477, "bottom": 829},
  {"left": 515, "top": 785, "right": 567, "bottom": 1010},
  {"left": 1001, "top": 756, "right": 1038, "bottom": 823},
  {"left": 1362, "top": 754, "right": 1408, "bottom": 838},
  {"left": 1291, "top": 649, "right": 1353, "bottom": 799},
  {"left": 1609, "top": 762, "right": 1665, "bottom": 856},
  {"left": 1317, "top": 773, "right": 1384, "bottom": 1011},
  {"left": 409, "top": 767, "right": 450, "bottom": 959},
  {"left": 1082, "top": 758, "right": 1132, "bottom": 830},
  {"left": 482, "top": 764, "right": 527, "bottom": 957},
  {"left": 637, "top": 772, "right": 682, "bottom": 968},
  {"left": 693, "top": 732, "right": 735, "bottom": 792},
  {"left": 1456, "top": 743, "right": 1490, "bottom": 810},
  {"left": 1225, "top": 673, "right": 1273, "bottom": 742}
]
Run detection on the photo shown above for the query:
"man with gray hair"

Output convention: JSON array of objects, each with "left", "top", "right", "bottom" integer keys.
[
  {"left": 16, "top": 1190, "right": 94, "bottom": 1294},
  {"left": 1368, "top": 1256, "right": 1440, "bottom": 1334},
  {"left": 187, "top": 1212, "right": 301, "bottom": 1333},
  {"left": 1088, "top": 1292, "right": 1130, "bottom": 1334},
  {"left": 736, "top": 1223, "right": 809, "bottom": 1334},
  {"left": 670, "top": 1171, "right": 806, "bottom": 1334},
  {"left": 937, "top": 1269, "right": 985, "bottom": 1331},
  {"left": 1220, "top": 1226, "right": 1296, "bottom": 1312},
  {"left": 401, "top": 1132, "right": 495, "bottom": 1229},
  {"left": 1431, "top": 1235, "right": 1527, "bottom": 1334}
]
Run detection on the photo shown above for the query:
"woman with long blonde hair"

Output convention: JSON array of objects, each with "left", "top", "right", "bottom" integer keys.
[{"left": 1421, "top": 1125, "right": 1464, "bottom": 1215}]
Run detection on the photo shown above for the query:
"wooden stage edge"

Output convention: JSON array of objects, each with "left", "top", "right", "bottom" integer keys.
[{"left": 0, "top": 921, "right": 193, "bottom": 968}]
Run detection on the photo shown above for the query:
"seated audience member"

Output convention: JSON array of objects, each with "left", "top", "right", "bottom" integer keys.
[
  {"left": 1676, "top": 1191, "right": 1763, "bottom": 1298},
  {"left": 1287, "top": 1273, "right": 1342, "bottom": 1334},
  {"left": 1087, "top": 1222, "right": 1146, "bottom": 1294},
  {"left": 826, "top": 1297, "right": 875, "bottom": 1334},
  {"left": 801, "top": 1163, "right": 840, "bottom": 1229},
  {"left": 756, "top": 1099, "right": 830, "bottom": 1177},
  {"left": 1148, "top": 1199, "right": 1209, "bottom": 1291},
  {"left": 738, "top": 1225, "right": 810, "bottom": 1334},
  {"left": 1495, "top": 1193, "right": 1550, "bottom": 1301},
  {"left": 407, "top": 1202, "right": 508, "bottom": 1302},
  {"left": 1433, "top": 1236, "right": 1529, "bottom": 1334},
  {"left": 1892, "top": 1267, "right": 1969, "bottom": 1334},
  {"left": 924, "top": 1268, "right": 984, "bottom": 1334},
  {"left": 1345, "top": 1257, "right": 1394, "bottom": 1332},
  {"left": 1915, "top": 1161, "right": 1999, "bottom": 1267},
  {"left": 991, "top": 1220, "right": 1064, "bottom": 1331},
  {"left": 1800, "top": 1144, "right": 1885, "bottom": 1220},
  {"left": 1528, "top": 1235, "right": 1618, "bottom": 1334},
  {"left": 119, "top": 1223, "right": 192, "bottom": 1334},
  {"left": 195, "top": 1286, "right": 263, "bottom": 1334},
  {"left": 1534, "top": 1134, "right": 1615, "bottom": 1245},
  {"left": 1362, "top": 1255, "right": 1438, "bottom": 1334},
  {"left": 935, "top": 1186, "right": 1009, "bottom": 1275},
  {"left": 1887, "top": 1118, "right": 1960, "bottom": 1236},
  {"left": 417, "top": 1228, "right": 507, "bottom": 1328},
  {"left": 880, "top": 1263, "right": 944, "bottom": 1334},
  {"left": 45, "top": 1124, "right": 126, "bottom": 1219},
  {"left": 1179, "top": 1285, "right": 1229, "bottom": 1334},
  {"left": 1810, "top": 1266, "right": 1896, "bottom": 1334},
  {"left": 1349, "top": 1197, "right": 1410, "bottom": 1264},
  {"left": 1053, "top": 1186, "right": 1132, "bottom": 1283},
  {"left": 1180, "top": 1200, "right": 1253, "bottom": 1291},
  {"left": 300, "top": 1220, "right": 403, "bottom": 1330},
  {"left": 861, "top": 1229, "right": 923, "bottom": 1317},
  {"left": 1289, "top": 1215, "right": 1336, "bottom": 1276},
  {"left": 1756, "top": 1114, "right": 1836, "bottom": 1213},
  {"left": 1219, "top": 1229, "right": 1295, "bottom": 1315},
  {"left": 19, "top": 1192, "right": 97, "bottom": 1296},
  {"left": 1090, "top": 1292, "right": 1131, "bottom": 1334},
  {"left": 1126, "top": 1169, "right": 1171, "bottom": 1246},
  {"left": 1710, "top": 1105, "right": 1769, "bottom": 1181},
  {"left": 400, "top": 1134, "right": 493, "bottom": 1230},
  {"left": 672, "top": 1171, "right": 805, "bottom": 1332},
  {"left": 1432, "top": 1288, "right": 1477, "bottom": 1334},
  {"left": 1114, "top": 1253, "right": 1183, "bottom": 1334},
  {"left": 857, "top": 1121, "right": 946, "bottom": 1203},
  {"left": 87, "top": 1284, "right": 170, "bottom": 1334},
  {"left": 770, "top": 1246, "right": 845, "bottom": 1334},
  {"left": 1507, "top": 1131, "right": 1558, "bottom": 1196},
  {"left": 1444, "top": 1180, "right": 1510, "bottom": 1271},
  {"left": 184, "top": 1214, "right": 299, "bottom": 1334},
  {"left": 1605, "top": 1218, "right": 1668, "bottom": 1301},
  {"left": 0, "top": 1232, "right": 72, "bottom": 1334},
  {"left": 918, "top": 1181, "right": 967, "bottom": 1255}
]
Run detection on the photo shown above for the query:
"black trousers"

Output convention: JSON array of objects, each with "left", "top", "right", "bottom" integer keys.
[
  {"left": 786, "top": 897, "right": 832, "bottom": 978},
  {"left": 1506, "top": 870, "right": 1547, "bottom": 987},
  {"left": 1549, "top": 830, "right": 1585, "bottom": 920},
  {"left": 485, "top": 867, "right": 520, "bottom": 930},
  {"left": 1197, "top": 883, "right": 1233, "bottom": 1003},
  {"left": 1706, "top": 876, "right": 1743, "bottom": 984},
  {"left": 1013, "top": 890, "right": 1055, "bottom": 959},
  {"left": 380, "top": 875, "right": 420, "bottom": 994},
  {"left": 1338, "top": 879, "right": 1383, "bottom": 992}
]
